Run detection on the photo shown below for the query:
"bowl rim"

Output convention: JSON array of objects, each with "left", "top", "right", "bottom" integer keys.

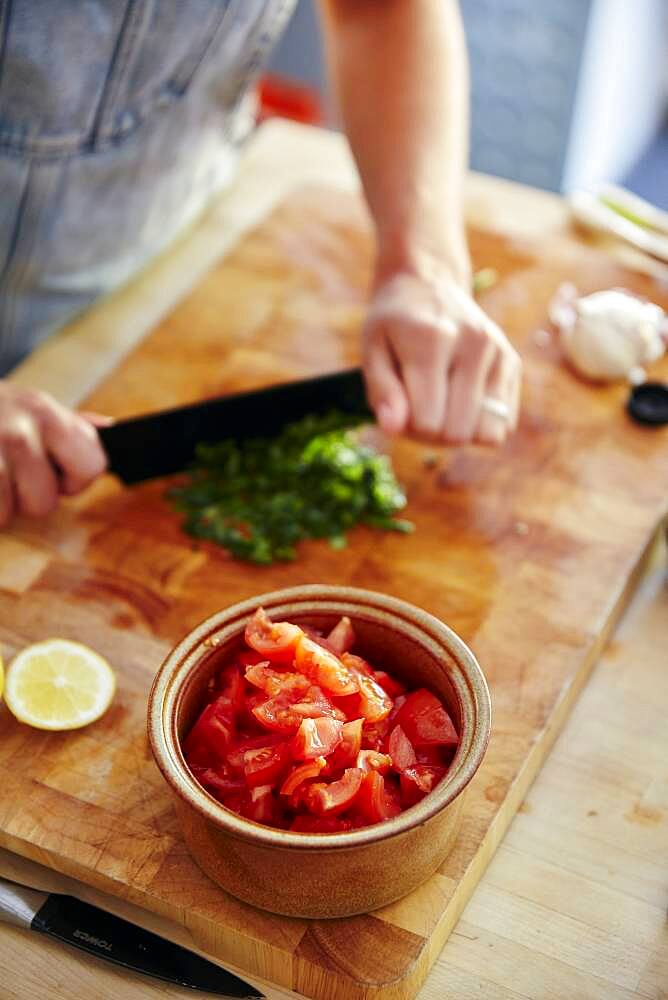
[{"left": 148, "top": 585, "right": 491, "bottom": 851}]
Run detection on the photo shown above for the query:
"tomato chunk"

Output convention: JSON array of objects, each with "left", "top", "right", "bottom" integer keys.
[
  {"left": 294, "top": 635, "right": 359, "bottom": 696},
  {"left": 245, "top": 608, "right": 302, "bottom": 664},
  {"left": 280, "top": 756, "right": 326, "bottom": 796},
  {"left": 235, "top": 648, "right": 269, "bottom": 667},
  {"left": 252, "top": 693, "right": 304, "bottom": 734},
  {"left": 341, "top": 654, "right": 392, "bottom": 722},
  {"left": 356, "top": 749, "right": 392, "bottom": 774},
  {"left": 290, "top": 685, "right": 346, "bottom": 721},
  {"left": 396, "top": 689, "right": 459, "bottom": 747},
  {"left": 373, "top": 670, "right": 406, "bottom": 699},
  {"left": 241, "top": 784, "right": 282, "bottom": 825},
  {"left": 326, "top": 718, "right": 364, "bottom": 772},
  {"left": 400, "top": 764, "right": 446, "bottom": 807},
  {"left": 243, "top": 742, "right": 291, "bottom": 788},
  {"left": 292, "top": 716, "right": 343, "bottom": 760},
  {"left": 355, "top": 771, "right": 401, "bottom": 824},
  {"left": 415, "top": 745, "right": 445, "bottom": 765},
  {"left": 360, "top": 716, "right": 392, "bottom": 751},
  {"left": 245, "top": 662, "right": 310, "bottom": 698},
  {"left": 184, "top": 696, "right": 235, "bottom": 758},
  {"left": 340, "top": 652, "right": 374, "bottom": 677},
  {"left": 213, "top": 665, "right": 246, "bottom": 716},
  {"left": 304, "top": 768, "right": 363, "bottom": 815},
  {"left": 388, "top": 725, "right": 417, "bottom": 771},
  {"left": 326, "top": 616, "right": 355, "bottom": 655},
  {"left": 190, "top": 766, "right": 245, "bottom": 800},
  {"left": 226, "top": 732, "right": 284, "bottom": 773}
]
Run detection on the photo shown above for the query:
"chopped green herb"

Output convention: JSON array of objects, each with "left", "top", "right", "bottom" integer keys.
[{"left": 168, "top": 411, "right": 412, "bottom": 564}]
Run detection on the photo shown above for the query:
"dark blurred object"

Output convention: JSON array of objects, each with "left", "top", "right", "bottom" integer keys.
[{"left": 627, "top": 382, "right": 668, "bottom": 427}]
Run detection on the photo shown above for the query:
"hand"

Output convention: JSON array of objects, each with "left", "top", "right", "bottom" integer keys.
[
  {"left": 362, "top": 270, "right": 522, "bottom": 444},
  {"left": 0, "top": 384, "right": 109, "bottom": 526}
]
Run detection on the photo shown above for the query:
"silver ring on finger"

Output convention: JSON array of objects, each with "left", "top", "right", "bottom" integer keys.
[{"left": 481, "top": 396, "right": 511, "bottom": 421}]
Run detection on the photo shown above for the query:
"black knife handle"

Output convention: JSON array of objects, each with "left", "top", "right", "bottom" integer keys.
[{"left": 32, "top": 894, "right": 262, "bottom": 998}]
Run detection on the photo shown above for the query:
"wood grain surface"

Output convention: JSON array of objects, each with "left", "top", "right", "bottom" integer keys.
[{"left": 0, "top": 184, "right": 667, "bottom": 1000}]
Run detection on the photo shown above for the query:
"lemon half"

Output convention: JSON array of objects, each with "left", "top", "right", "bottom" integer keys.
[{"left": 4, "top": 639, "right": 115, "bottom": 731}]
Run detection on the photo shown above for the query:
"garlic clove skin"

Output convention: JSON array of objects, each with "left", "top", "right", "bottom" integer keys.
[{"left": 557, "top": 289, "right": 667, "bottom": 381}]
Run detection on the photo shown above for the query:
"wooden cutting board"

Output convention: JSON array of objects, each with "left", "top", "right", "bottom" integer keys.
[{"left": 0, "top": 186, "right": 667, "bottom": 1000}]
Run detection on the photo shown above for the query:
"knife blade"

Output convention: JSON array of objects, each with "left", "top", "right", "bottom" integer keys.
[
  {"left": 0, "top": 876, "right": 263, "bottom": 998},
  {"left": 97, "top": 367, "right": 371, "bottom": 484}
]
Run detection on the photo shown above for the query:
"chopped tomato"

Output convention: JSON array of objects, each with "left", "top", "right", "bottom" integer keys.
[
  {"left": 358, "top": 672, "right": 393, "bottom": 722},
  {"left": 292, "top": 716, "right": 343, "bottom": 760},
  {"left": 243, "top": 742, "right": 291, "bottom": 788},
  {"left": 235, "top": 648, "right": 270, "bottom": 667},
  {"left": 360, "top": 716, "right": 392, "bottom": 751},
  {"left": 184, "top": 606, "right": 457, "bottom": 833},
  {"left": 245, "top": 661, "right": 310, "bottom": 698},
  {"left": 396, "top": 689, "right": 459, "bottom": 747},
  {"left": 373, "top": 670, "right": 406, "bottom": 699},
  {"left": 356, "top": 771, "right": 402, "bottom": 824},
  {"left": 304, "top": 768, "right": 363, "bottom": 815},
  {"left": 356, "top": 750, "right": 392, "bottom": 774},
  {"left": 400, "top": 764, "right": 446, "bottom": 807},
  {"left": 415, "top": 745, "right": 447, "bottom": 766},
  {"left": 326, "top": 718, "right": 364, "bottom": 771},
  {"left": 183, "top": 697, "right": 235, "bottom": 758},
  {"left": 290, "top": 685, "right": 345, "bottom": 721},
  {"left": 213, "top": 665, "right": 246, "bottom": 716},
  {"left": 384, "top": 774, "right": 403, "bottom": 813},
  {"left": 290, "top": 814, "right": 354, "bottom": 833},
  {"left": 221, "top": 792, "right": 244, "bottom": 814},
  {"left": 340, "top": 654, "right": 392, "bottom": 722},
  {"left": 341, "top": 651, "right": 377, "bottom": 678},
  {"left": 226, "top": 732, "right": 284, "bottom": 772},
  {"left": 184, "top": 740, "right": 213, "bottom": 768},
  {"left": 387, "top": 693, "right": 408, "bottom": 725},
  {"left": 245, "top": 607, "right": 302, "bottom": 664},
  {"left": 242, "top": 690, "right": 266, "bottom": 725},
  {"left": 191, "top": 766, "right": 246, "bottom": 800},
  {"left": 252, "top": 693, "right": 304, "bottom": 734},
  {"left": 294, "top": 635, "right": 359, "bottom": 695},
  {"left": 326, "top": 616, "right": 355, "bottom": 655},
  {"left": 280, "top": 756, "right": 326, "bottom": 796},
  {"left": 388, "top": 725, "right": 417, "bottom": 771},
  {"left": 241, "top": 784, "right": 282, "bottom": 825}
]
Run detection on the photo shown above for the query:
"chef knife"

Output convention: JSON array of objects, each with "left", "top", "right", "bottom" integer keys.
[
  {"left": 0, "top": 876, "right": 263, "bottom": 998},
  {"left": 97, "top": 367, "right": 372, "bottom": 484}
]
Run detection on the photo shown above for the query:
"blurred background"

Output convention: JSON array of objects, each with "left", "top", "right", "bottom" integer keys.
[{"left": 261, "top": 0, "right": 668, "bottom": 207}]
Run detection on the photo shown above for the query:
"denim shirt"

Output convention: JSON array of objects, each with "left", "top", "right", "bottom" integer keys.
[{"left": 0, "top": 0, "right": 296, "bottom": 373}]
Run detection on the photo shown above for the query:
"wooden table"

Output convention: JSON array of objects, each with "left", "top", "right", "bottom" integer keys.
[{"left": 2, "top": 121, "right": 667, "bottom": 1000}]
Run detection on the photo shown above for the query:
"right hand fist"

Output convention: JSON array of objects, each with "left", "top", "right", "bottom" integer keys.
[{"left": 0, "top": 384, "right": 109, "bottom": 526}]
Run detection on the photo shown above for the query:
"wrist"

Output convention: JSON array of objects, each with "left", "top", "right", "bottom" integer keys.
[{"left": 374, "top": 227, "right": 471, "bottom": 292}]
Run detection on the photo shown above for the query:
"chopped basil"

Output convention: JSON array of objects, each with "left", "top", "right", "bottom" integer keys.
[{"left": 168, "top": 411, "right": 412, "bottom": 564}]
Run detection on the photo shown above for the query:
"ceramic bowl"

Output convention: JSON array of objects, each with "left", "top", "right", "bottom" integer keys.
[{"left": 148, "top": 585, "right": 491, "bottom": 919}]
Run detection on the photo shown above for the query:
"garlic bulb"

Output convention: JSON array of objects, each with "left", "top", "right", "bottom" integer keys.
[{"left": 553, "top": 287, "right": 667, "bottom": 381}]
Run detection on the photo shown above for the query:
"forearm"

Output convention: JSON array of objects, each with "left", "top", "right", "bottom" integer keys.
[{"left": 319, "top": 0, "right": 471, "bottom": 287}]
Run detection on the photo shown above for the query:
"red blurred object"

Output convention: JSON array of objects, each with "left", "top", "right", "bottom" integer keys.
[{"left": 257, "top": 73, "right": 323, "bottom": 125}]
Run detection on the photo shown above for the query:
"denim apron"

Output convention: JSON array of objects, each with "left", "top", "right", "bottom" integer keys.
[{"left": 0, "top": 0, "right": 296, "bottom": 373}]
